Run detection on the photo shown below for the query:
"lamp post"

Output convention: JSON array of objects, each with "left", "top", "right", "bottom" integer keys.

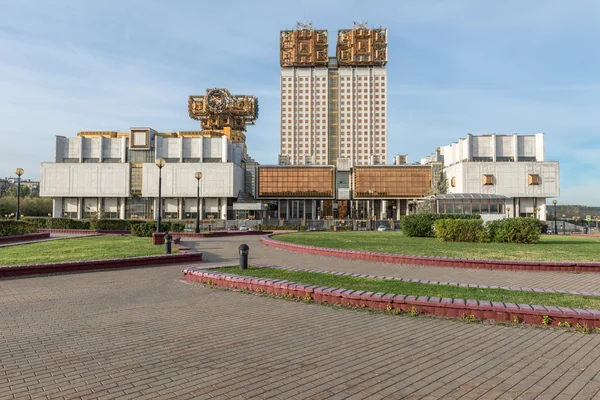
[
  {"left": 552, "top": 200, "right": 558, "bottom": 234},
  {"left": 194, "top": 172, "right": 203, "bottom": 233},
  {"left": 507, "top": 206, "right": 511, "bottom": 218},
  {"left": 15, "top": 168, "right": 24, "bottom": 220},
  {"left": 155, "top": 158, "right": 166, "bottom": 233}
]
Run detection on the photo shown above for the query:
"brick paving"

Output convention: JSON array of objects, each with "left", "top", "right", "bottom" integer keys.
[
  {"left": 1, "top": 236, "right": 600, "bottom": 398},
  {"left": 189, "top": 235, "right": 600, "bottom": 292}
]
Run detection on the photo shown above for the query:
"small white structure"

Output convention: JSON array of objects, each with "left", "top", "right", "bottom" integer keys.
[{"left": 424, "top": 133, "right": 559, "bottom": 220}]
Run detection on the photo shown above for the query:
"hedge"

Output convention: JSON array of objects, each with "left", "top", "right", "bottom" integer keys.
[
  {"left": 486, "top": 217, "right": 541, "bottom": 244},
  {"left": 401, "top": 213, "right": 481, "bottom": 237},
  {"left": 46, "top": 218, "right": 90, "bottom": 230},
  {"left": 22, "top": 217, "right": 51, "bottom": 229},
  {"left": 434, "top": 219, "right": 486, "bottom": 243},
  {"left": 0, "top": 220, "right": 38, "bottom": 237},
  {"left": 89, "top": 219, "right": 147, "bottom": 231},
  {"left": 260, "top": 225, "right": 306, "bottom": 231},
  {"left": 130, "top": 221, "right": 185, "bottom": 237}
]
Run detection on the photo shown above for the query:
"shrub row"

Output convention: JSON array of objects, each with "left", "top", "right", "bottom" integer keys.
[
  {"left": 0, "top": 220, "right": 38, "bottom": 237},
  {"left": 260, "top": 225, "right": 306, "bottom": 231},
  {"left": 328, "top": 226, "right": 353, "bottom": 231},
  {"left": 130, "top": 221, "right": 185, "bottom": 237},
  {"left": 434, "top": 217, "right": 541, "bottom": 244},
  {"left": 434, "top": 219, "right": 486, "bottom": 243},
  {"left": 401, "top": 213, "right": 481, "bottom": 238}
]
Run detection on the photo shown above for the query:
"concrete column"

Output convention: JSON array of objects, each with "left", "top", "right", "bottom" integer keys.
[
  {"left": 221, "top": 136, "right": 228, "bottom": 163},
  {"left": 513, "top": 133, "right": 518, "bottom": 162},
  {"left": 221, "top": 197, "right": 227, "bottom": 219},
  {"left": 199, "top": 197, "right": 204, "bottom": 220},
  {"left": 99, "top": 136, "right": 104, "bottom": 163},
  {"left": 285, "top": 200, "right": 290, "bottom": 221},
  {"left": 119, "top": 198, "right": 126, "bottom": 219},
  {"left": 535, "top": 133, "right": 545, "bottom": 161},
  {"left": 154, "top": 198, "right": 159, "bottom": 219},
  {"left": 396, "top": 199, "right": 401, "bottom": 220},
  {"left": 539, "top": 202, "right": 547, "bottom": 221},
  {"left": 381, "top": 200, "right": 387, "bottom": 219},
  {"left": 78, "top": 137, "right": 84, "bottom": 163},
  {"left": 178, "top": 198, "right": 184, "bottom": 220},
  {"left": 492, "top": 134, "right": 497, "bottom": 162},
  {"left": 179, "top": 137, "right": 184, "bottom": 162},
  {"left": 52, "top": 198, "right": 63, "bottom": 218},
  {"left": 312, "top": 200, "right": 317, "bottom": 220},
  {"left": 77, "top": 198, "right": 83, "bottom": 219},
  {"left": 466, "top": 133, "right": 473, "bottom": 161},
  {"left": 121, "top": 137, "right": 128, "bottom": 163}
]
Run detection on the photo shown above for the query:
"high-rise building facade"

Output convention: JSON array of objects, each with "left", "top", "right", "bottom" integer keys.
[{"left": 280, "top": 22, "right": 387, "bottom": 167}]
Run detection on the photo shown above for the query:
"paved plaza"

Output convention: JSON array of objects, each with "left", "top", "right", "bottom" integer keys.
[{"left": 1, "top": 235, "right": 600, "bottom": 399}]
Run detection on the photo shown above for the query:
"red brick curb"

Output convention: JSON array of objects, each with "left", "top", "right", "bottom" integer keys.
[
  {"left": 261, "top": 235, "right": 600, "bottom": 273},
  {"left": 171, "top": 231, "right": 273, "bottom": 238},
  {"left": 0, "top": 232, "right": 51, "bottom": 244},
  {"left": 37, "top": 229, "right": 130, "bottom": 235},
  {"left": 0, "top": 253, "right": 203, "bottom": 278},
  {"left": 182, "top": 265, "right": 600, "bottom": 329}
]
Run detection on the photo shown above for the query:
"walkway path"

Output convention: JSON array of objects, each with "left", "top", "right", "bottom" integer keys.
[
  {"left": 186, "top": 235, "right": 600, "bottom": 292},
  {"left": 2, "top": 262, "right": 600, "bottom": 399}
]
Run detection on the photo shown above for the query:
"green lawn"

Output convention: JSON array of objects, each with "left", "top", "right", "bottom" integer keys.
[
  {"left": 217, "top": 266, "right": 600, "bottom": 310},
  {"left": 274, "top": 232, "right": 600, "bottom": 262},
  {"left": 0, "top": 236, "right": 174, "bottom": 266}
]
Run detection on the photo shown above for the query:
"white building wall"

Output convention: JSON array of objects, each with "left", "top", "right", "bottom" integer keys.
[
  {"left": 338, "top": 67, "right": 387, "bottom": 166},
  {"left": 102, "top": 138, "right": 122, "bottom": 159},
  {"left": 40, "top": 163, "right": 131, "bottom": 197},
  {"left": 445, "top": 162, "right": 559, "bottom": 198},
  {"left": 82, "top": 138, "right": 100, "bottom": 159},
  {"left": 141, "top": 163, "right": 242, "bottom": 198}
]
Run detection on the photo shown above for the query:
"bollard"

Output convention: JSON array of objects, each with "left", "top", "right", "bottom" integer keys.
[
  {"left": 238, "top": 244, "right": 249, "bottom": 270},
  {"left": 165, "top": 234, "right": 172, "bottom": 254},
  {"left": 258, "top": 223, "right": 262, "bottom": 231}
]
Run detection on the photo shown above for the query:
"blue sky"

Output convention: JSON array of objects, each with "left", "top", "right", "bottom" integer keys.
[{"left": 1, "top": 0, "right": 598, "bottom": 205}]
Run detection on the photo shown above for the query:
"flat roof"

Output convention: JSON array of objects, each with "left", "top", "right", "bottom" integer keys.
[{"left": 433, "top": 193, "right": 511, "bottom": 200}]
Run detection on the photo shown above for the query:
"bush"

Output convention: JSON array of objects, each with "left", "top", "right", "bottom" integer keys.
[
  {"left": 434, "top": 219, "right": 486, "bottom": 243},
  {"left": 328, "top": 225, "right": 353, "bottom": 231},
  {"left": 0, "top": 220, "right": 38, "bottom": 236},
  {"left": 46, "top": 218, "right": 91, "bottom": 230},
  {"left": 260, "top": 225, "right": 301, "bottom": 231},
  {"left": 22, "top": 217, "right": 49, "bottom": 229},
  {"left": 401, "top": 213, "right": 481, "bottom": 237},
  {"left": 129, "top": 221, "right": 184, "bottom": 236},
  {"left": 491, "top": 217, "right": 541, "bottom": 244},
  {"left": 484, "top": 219, "right": 504, "bottom": 242},
  {"left": 90, "top": 219, "right": 147, "bottom": 231}
]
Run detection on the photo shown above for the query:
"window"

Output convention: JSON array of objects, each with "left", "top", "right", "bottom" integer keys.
[{"left": 528, "top": 174, "right": 540, "bottom": 185}]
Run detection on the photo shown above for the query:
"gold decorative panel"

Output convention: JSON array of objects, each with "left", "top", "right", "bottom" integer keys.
[
  {"left": 280, "top": 22, "right": 328, "bottom": 67},
  {"left": 354, "top": 166, "right": 431, "bottom": 198},
  {"left": 77, "top": 131, "right": 118, "bottom": 138},
  {"left": 451, "top": 177, "right": 456, "bottom": 187},
  {"left": 528, "top": 174, "right": 540, "bottom": 185},
  {"left": 188, "top": 88, "right": 258, "bottom": 133},
  {"left": 337, "top": 22, "right": 387, "bottom": 67},
  {"left": 258, "top": 167, "right": 335, "bottom": 197},
  {"left": 482, "top": 174, "right": 494, "bottom": 185}
]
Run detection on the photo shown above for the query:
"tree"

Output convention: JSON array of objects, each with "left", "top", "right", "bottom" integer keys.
[{"left": 5, "top": 186, "right": 30, "bottom": 198}]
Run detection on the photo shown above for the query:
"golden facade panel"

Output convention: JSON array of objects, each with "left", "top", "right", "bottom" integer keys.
[
  {"left": 77, "top": 131, "right": 119, "bottom": 138},
  {"left": 280, "top": 24, "right": 328, "bottom": 67},
  {"left": 354, "top": 166, "right": 431, "bottom": 198},
  {"left": 528, "top": 174, "right": 540, "bottom": 185},
  {"left": 482, "top": 174, "right": 494, "bottom": 185},
  {"left": 337, "top": 25, "right": 387, "bottom": 67},
  {"left": 258, "top": 167, "right": 334, "bottom": 197}
]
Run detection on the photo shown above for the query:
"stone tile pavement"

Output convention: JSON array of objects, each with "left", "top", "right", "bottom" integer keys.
[
  {"left": 189, "top": 235, "right": 600, "bottom": 292},
  {"left": 2, "top": 235, "right": 600, "bottom": 399},
  {"left": 1, "top": 260, "right": 600, "bottom": 399}
]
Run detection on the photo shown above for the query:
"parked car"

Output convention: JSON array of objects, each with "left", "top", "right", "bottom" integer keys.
[
  {"left": 240, "top": 224, "right": 248, "bottom": 231},
  {"left": 377, "top": 225, "right": 387, "bottom": 231}
]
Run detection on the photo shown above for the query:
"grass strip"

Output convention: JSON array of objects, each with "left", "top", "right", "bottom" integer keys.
[
  {"left": 0, "top": 236, "right": 175, "bottom": 266},
  {"left": 273, "top": 232, "right": 600, "bottom": 262},
  {"left": 215, "top": 266, "right": 600, "bottom": 310}
]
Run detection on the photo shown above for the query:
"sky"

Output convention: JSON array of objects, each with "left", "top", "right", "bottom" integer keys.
[{"left": 0, "top": 0, "right": 599, "bottom": 205}]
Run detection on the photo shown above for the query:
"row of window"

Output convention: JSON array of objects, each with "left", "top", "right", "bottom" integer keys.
[
  {"left": 447, "top": 174, "right": 541, "bottom": 187},
  {"left": 281, "top": 76, "right": 386, "bottom": 81}
]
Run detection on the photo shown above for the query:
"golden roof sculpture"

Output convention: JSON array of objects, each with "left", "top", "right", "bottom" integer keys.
[
  {"left": 188, "top": 88, "right": 259, "bottom": 133},
  {"left": 280, "top": 22, "right": 328, "bottom": 67},
  {"left": 337, "top": 21, "right": 387, "bottom": 66}
]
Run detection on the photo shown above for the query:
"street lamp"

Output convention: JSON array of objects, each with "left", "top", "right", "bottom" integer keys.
[
  {"left": 15, "top": 168, "right": 24, "bottom": 220},
  {"left": 194, "top": 172, "right": 203, "bottom": 233},
  {"left": 552, "top": 200, "right": 558, "bottom": 234},
  {"left": 155, "top": 158, "right": 166, "bottom": 233},
  {"left": 506, "top": 206, "right": 511, "bottom": 218}
]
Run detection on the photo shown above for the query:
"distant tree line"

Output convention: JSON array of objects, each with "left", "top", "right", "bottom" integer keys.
[{"left": 0, "top": 188, "right": 52, "bottom": 218}]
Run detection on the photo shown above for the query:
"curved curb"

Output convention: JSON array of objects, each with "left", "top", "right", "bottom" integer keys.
[
  {"left": 171, "top": 231, "right": 273, "bottom": 238},
  {"left": 0, "top": 253, "right": 203, "bottom": 278},
  {"left": 0, "top": 232, "right": 51, "bottom": 244},
  {"left": 261, "top": 235, "right": 600, "bottom": 273},
  {"left": 183, "top": 265, "right": 600, "bottom": 329}
]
